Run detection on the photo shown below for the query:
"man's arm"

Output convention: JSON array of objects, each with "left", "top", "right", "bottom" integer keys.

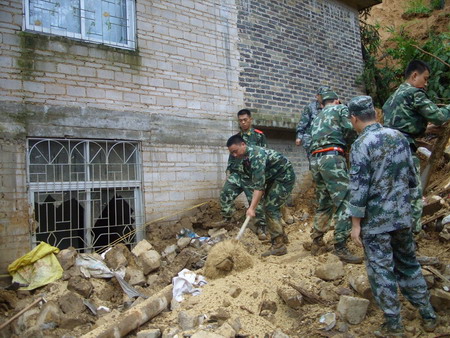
[
  {"left": 247, "top": 190, "right": 264, "bottom": 218},
  {"left": 348, "top": 145, "right": 370, "bottom": 222},
  {"left": 415, "top": 90, "right": 450, "bottom": 125}
]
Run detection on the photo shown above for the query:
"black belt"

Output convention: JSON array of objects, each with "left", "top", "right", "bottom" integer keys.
[{"left": 311, "top": 150, "right": 343, "bottom": 157}]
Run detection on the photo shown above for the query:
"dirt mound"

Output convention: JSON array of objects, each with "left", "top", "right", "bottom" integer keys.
[{"left": 203, "top": 240, "right": 254, "bottom": 279}]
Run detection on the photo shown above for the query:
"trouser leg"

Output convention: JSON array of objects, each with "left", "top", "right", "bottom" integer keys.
[{"left": 220, "top": 172, "right": 244, "bottom": 219}]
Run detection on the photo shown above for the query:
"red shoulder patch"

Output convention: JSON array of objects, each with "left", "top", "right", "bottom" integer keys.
[{"left": 254, "top": 129, "right": 264, "bottom": 134}]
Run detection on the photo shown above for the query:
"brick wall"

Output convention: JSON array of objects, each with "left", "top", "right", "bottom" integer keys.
[{"left": 237, "top": 0, "right": 364, "bottom": 129}]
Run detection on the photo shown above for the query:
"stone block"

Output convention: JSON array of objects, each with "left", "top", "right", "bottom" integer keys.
[
  {"left": 430, "top": 289, "right": 450, "bottom": 311},
  {"left": 178, "top": 310, "right": 199, "bottom": 331},
  {"left": 57, "top": 247, "right": 77, "bottom": 270},
  {"left": 315, "top": 259, "right": 344, "bottom": 281},
  {"left": 132, "top": 239, "right": 154, "bottom": 257},
  {"left": 348, "top": 274, "right": 373, "bottom": 300},
  {"left": 125, "top": 266, "right": 146, "bottom": 286},
  {"left": 35, "top": 301, "right": 61, "bottom": 327},
  {"left": 177, "top": 237, "right": 191, "bottom": 250},
  {"left": 67, "top": 276, "right": 93, "bottom": 298},
  {"left": 215, "top": 322, "right": 236, "bottom": 338},
  {"left": 277, "top": 286, "right": 303, "bottom": 309},
  {"left": 137, "top": 328, "right": 161, "bottom": 338},
  {"left": 161, "top": 326, "right": 180, "bottom": 338},
  {"left": 191, "top": 330, "right": 225, "bottom": 338},
  {"left": 337, "top": 295, "right": 370, "bottom": 325},
  {"left": 59, "top": 291, "right": 85, "bottom": 315},
  {"left": 104, "top": 245, "right": 129, "bottom": 270},
  {"left": 228, "top": 286, "right": 242, "bottom": 298}
]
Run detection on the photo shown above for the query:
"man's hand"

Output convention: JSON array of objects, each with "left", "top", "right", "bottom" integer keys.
[
  {"left": 351, "top": 217, "right": 363, "bottom": 247},
  {"left": 295, "top": 138, "right": 302, "bottom": 146},
  {"left": 246, "top": 207, "right": 256, "bottom": 218}
]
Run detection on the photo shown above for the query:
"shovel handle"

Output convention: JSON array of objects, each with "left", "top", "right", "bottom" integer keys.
[{"left": 236, "top": 216, "right": 251, "bottom": 240}]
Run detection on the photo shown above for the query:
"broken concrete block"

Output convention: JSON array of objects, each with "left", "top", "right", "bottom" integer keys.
[
  {"left": 215, "top": 322, "right": 236, "bottom": 338},
  {"left": 259, "top": 300, "right": 277, "bottom": 314},
  {"left": 315, "top": 259, "right": 344, "bottom": 281},
  {"left": 59, "top": 291, "right": 85, "bottom": 315},
  {"left": 348, "top": 274, "right": 373, "bottom": 300},
  {"left": 57, "top": 247, "right": 77, "bottom": 270},
  {"left": 430, "top": 289, "right": 450, "bottom": 311},
  {"left": 177, "top": 237, "right": 191, "bottom": 250},
  {"left": 228, "top": 286, "right": 242, "bottom": 298},
  {"left": 139, "top": 250, "right": 161, "bottom": 275},
  {"left": 67, "top": 276, "right": 93, "bottom": 298},
  {"left": 178, "top": 310, "right": 199, "bottom": 331},
  {"left": 227, "top": 316, "right": 241, "bottom": 333},
  {"left": 132, "top": 239, "right": 154, "bottom": 257},
  {"left": 126, "top": 266, "right": 146, "bottom": 286},
  {"left": 209, "top": 308, "right": 231, "bottom": 323},
  {"left": 35, "top": 301, "right": 61, "bottom": 328},
  {"left": 337, "top": 295, "right": 370, "bottom": 325},
  {"left": 104, "top": 246, "right": 129, "bottom": 270},
  {"left": 162, "top": 244, "right": 178, "bottom": 257},
  {"left": 137, "top": 328, "right": 161, "bottom": 338},
  {"left": 277, "top": 286, "right": 303, "bottom": 309}
]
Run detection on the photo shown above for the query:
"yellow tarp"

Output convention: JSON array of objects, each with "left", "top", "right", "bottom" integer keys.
[{"left": 8, "top": 242, "right": 63, "bottom": 290}]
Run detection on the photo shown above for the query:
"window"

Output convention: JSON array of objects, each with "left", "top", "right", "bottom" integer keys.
[
  {"left": 27, "top": 139, "right": 144, "bottom": 252},
  {"left": 24, "top": 0, "right": 136, "bottom": 50}
]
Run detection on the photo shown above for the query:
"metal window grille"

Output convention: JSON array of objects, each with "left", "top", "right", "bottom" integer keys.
[
  {"left": 27, "top": 138, "right": 144, "bottom": 252},
  {"left": 24, "top": 0, "right": 136, "bottom": 50}
]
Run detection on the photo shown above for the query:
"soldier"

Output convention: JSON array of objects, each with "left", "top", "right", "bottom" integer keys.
[
  {"left": 295, "top": 85, "right": 330, "bottom": 160},
  {"left": 348, "top": 96, "right": 438, "bottom": 336},
  {"left": 214, "top": 109, "right": 268, "bottom": 239},
  {"left": 306, "top": 90, "right": 362, "bottom": 264},
  {"left": 383, "top": 60, "right": 450, "bottom": 234},
  {"left": 226, "top": 134, "right": 296, "bottom": 256}
]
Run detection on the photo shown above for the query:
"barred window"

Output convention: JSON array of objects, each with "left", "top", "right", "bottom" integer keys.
[{"left": 24, "top": 0, "right": 136, "bottom": 50}]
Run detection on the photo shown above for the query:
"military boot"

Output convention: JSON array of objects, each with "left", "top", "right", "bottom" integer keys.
[
  {"left": 256, "top": 225, "right": 268, "bottom": 241},
  {"left": 306, "top": 236, "right": 326, "bottom": 256},
  {"left": 261, "top": 236, "right": 287, "bottom": 257},
  {"left": 373, "top": 322, "right": 405, "bottom": 337},
  {"left": 333, "top": 241, "right": 363, "bottom": 264}
]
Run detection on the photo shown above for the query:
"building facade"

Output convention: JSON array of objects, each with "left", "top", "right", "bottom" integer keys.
[{"left": 0, "top": 0, "right": 379, "bottom": 272}]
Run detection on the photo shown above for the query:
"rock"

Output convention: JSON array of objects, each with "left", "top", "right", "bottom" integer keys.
[
  {"left": 208, "top": 228, "right": 228, "bottom": 239},
  {"left": 348, "top": 274, "right": 373, "bottom": 300},
  {"left": 132, "top": 239, "right": 154, "bottom": 257},
  {"left": 216, "top": 258, "right": 233, "bottom": 272},
  {"left": 259, "top": 300, "right": 277, "bottom": 314},
  {"left": 315, "top": 259, "right": 345, "bottom": 281},
  {"left": 177, "top": 237, "right": 191, "bottom": 249},
  {"left": 228, "top": 316, "right": 241, "bottom": 333},
  {"left": 13, "top": 307, "right": 40, "bottom": 335},
  {"left": 67, "top": 276, "right": 93, "bottom": 298},
  {"left": 125, "top": 266, "right": 146, "bottom": 286},
  {"left": 443, "top": 264, "right": 450, "bottom": 278},
  {"left": 277, "top": 286, "right": 303, "bottom": 309},
  {"left": 439, "top": 223, "right": 450, "bottom": 241},
  {"left": 161, "top": 327, "right": 180, "bottom": 338},
  {"left": 272, "top": 329, "right": 290, "bottom": 338},
  {"left": 59, "top": 291, "right": 85, "bottom": 315},
  {"left": 104, "top": 245, "right": 129, "bottom": 270},
  {"left": 57, "top": 247, "right": 77, "bottom": 270},
  {"left": 215, "top": 322, "right": 236, "bottom": 338},
  {"left": 147, "top": 274, "right": 158, "bottom": 286},
  {"left": 138, "top": 250, "right": 162, "bottom": 274},
  {"left": 319, "top": 287, "right": 339, "bottom": 302},
  {"left": 178, "top": 310, "right": 200, "bottom": 331},
  {"left": 62, "top": 265, "right": 83, "bottom": 281},
  {"left": 422, "top": 196, "right": 444, "bottom": 216},
  {"left": 162, "top": 244, "right": 178, "bottom": 257},
  {"left": 430, "top": 289, "right": 450, "bottom": 311},
  {"left": 137, "top": 328, "right": 161, "bottom": 338},
  {"left": 336, "top": 320, "right": 349, "bottom": 333},
  {"left": 209, "top": 308, "right": 231, "bottom": 323},
  {"left": 35, "top": 300, "right": 61, "bottom": 328},
  {"left": 422, "top": 269, "right": 435, "bottom": 288},
  {"left": 191, "top": 330, "right": 225, "bottom": 338},
  {"left": 337, "top": 295, "right": 370, "bottom": 325},
  {"left": 170, "top": 298, "right": 181, "bottom": 311},
  {"left": 228, "top": 286, "right": 242, "bottom": 298}
]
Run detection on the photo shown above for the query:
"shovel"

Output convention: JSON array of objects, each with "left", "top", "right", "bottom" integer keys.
[{"left": 235, "top": 216, "right": 251, "bottom": 240}]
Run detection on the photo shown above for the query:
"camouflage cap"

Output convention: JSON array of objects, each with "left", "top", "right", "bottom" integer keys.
[
  {"left": 348, "top": 95, "right": 375, "bottom": 116},
  {"left": 317, "top": 85, "right": 331, "bottom": 95},
  {"left": 320, "top": 90, "right": 338, "bottom": 101}
]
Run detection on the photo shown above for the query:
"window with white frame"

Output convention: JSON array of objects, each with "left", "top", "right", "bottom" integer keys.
[
  {"left": 24, "top": 0, "right": 136, "bottom": 50},
  {"left": 27, "top": 138, "right": 144, "bottom": 252}
]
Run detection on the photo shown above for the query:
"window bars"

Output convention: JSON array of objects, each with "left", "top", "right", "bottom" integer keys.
[{"left": 27, "top": 138, "right": 144, "bottom": 252}]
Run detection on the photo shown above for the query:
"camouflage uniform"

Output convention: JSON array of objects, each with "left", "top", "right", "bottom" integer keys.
[
  {"left": 220, "top": 128, "right": 267, "bottom": 227},
  {"left": 296, "top": 100, "right": 322, "bottom": 156},
  {"left": 242, "top": 145, "right": 296, "bottom": 239},
  {"left": 309, "top": 102, "right": 356, "bottom": 244},
  {"left": 348, "top": 118, "right": 436, "bottom": 327},
  {"left": 383, "top": 82, "right": 450, "bottom": 233}
]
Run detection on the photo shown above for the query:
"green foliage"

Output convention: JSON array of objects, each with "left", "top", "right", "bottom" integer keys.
[
  {"left": 430, "top": 0, "right": 445, "bottom": 10},
  {"left": 404, "top": 0, "right": 432, "bottom": 15},
  {"left": 358, "top": 9, "right": 450, "bottom": 107}
]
